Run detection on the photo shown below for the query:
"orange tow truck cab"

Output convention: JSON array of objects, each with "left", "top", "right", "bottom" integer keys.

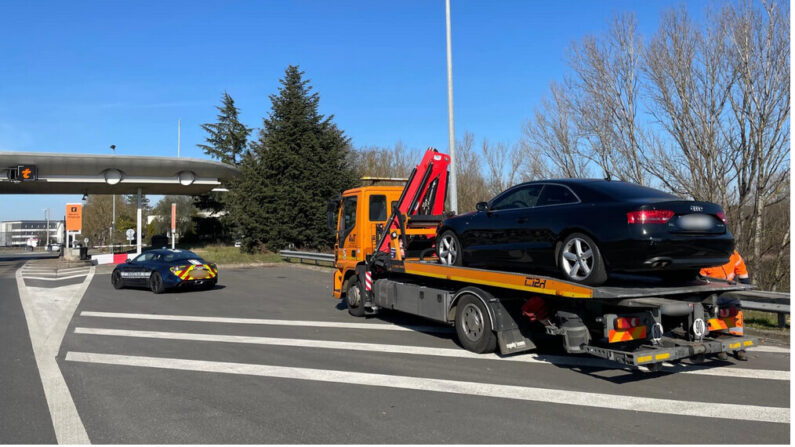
[{"left": 331, "top": 184, "right": 404, "bottom": 299}]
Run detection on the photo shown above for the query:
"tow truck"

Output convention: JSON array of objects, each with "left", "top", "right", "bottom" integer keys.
[{"left": 329, "top": 149, "right": 757, "bottom": 371}]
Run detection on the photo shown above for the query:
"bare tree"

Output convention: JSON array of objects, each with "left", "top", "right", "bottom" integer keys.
[
  {"left": 723, "top": 0, "right": 790, "bottom": 275},
  {"left": 454, "top": 132, "right": 489, "bottom": 212},
  {"left": 643, "top": 6, "right": 735, "bottom": 205},
  {"left": 481, "top": 138, "right": 524, "bottom": 196},
  {"left": 523, "top": 80, "right": 590, "bottom": 178},
  {"left": 353, "top": 142, "right": 421, "bottom": 181},
  {"left": 568, "top": 13, "right": 650, "bottom": 184}
]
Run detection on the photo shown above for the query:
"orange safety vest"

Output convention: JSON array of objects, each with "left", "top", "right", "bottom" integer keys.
[{"left": 700, "top": 251, "right": 748, "bottom": 281}]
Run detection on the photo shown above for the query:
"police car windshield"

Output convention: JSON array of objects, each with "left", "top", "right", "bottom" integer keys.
[{"left": 163, "top": 250, "right": 203, "bottom": 262}]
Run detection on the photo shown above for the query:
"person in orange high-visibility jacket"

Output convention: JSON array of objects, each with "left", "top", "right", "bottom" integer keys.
[
  {"left": 700, "top": 250, "right": 750, "bottom": 284},
  {"left": 700, "top": 249, "right": 750, "bottom": 361}
]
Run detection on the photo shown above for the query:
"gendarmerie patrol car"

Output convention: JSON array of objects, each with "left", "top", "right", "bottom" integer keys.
[{"left": 111, "top": 249, "right": 218, "bottom": 294}]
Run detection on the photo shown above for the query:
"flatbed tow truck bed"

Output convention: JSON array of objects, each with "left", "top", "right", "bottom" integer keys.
[{"left": 362, "top": 256, "right": 758, "bottom": 370}]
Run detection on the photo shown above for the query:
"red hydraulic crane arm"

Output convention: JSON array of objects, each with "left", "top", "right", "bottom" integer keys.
[{"left": 376, "top": 148, "right": 450, "bottom": 254}]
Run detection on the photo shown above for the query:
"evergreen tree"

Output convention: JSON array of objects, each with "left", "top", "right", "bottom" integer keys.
[
  {"left": 198, "top": 92, "right": 251, "bottom": 166},
  {"left": 197, "top": 92, "right": 252, "bottom": 238},
  {"left": 229, "top": 65, "right": 358, "bottom": 251}
]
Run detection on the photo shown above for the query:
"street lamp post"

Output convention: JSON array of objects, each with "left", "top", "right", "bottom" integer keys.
[
  {"left": 43, "top": 208, "right": 50, "bottom": 247},
  {"left": 445, "top": 0, "right": 458, "bottom": 214},
  {"left": 110, "top": 144, "right": 116, "bottom": 250}
]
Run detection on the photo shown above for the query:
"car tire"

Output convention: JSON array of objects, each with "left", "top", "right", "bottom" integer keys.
[
  {"left": 454, "top": 295, "right": 497, "bottom": 353},
  {"left": 111, "top": 270, "right": 124, "bottom": 289},
  {"left": 437, "top": 230, "right": 463, "bottom": 266},
  {"left": 558, "top": 233, "right": 607, "bottom": 286},
  {"left": 149, "top": 272, "right": 165, "bottom": 294},
  {"left": 346, "top": 276, "right": 366, "bottom": 317}
]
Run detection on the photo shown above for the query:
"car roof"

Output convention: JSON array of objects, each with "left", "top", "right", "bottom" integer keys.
[{"left": 144, "top": 248, "right": 197, "bottom": 256}]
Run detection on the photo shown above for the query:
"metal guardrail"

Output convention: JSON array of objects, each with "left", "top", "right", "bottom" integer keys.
[
  {"left": 279, "top": 250, "right": 335, "bottom": 266},
  {"left": 726, "top": 290, "right": 790, "bottom": 328}
]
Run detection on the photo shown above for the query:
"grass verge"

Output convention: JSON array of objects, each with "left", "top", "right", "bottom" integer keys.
[
  {"left": 189, "top": 244, "right": 283, "bottom": 265},
  {"left": 744, "top": 309, "right": 790, "bottom": 331}
]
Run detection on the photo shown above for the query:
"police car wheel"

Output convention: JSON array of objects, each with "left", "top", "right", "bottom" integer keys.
[
  {"left": 149, "top": 272, "right": 165, "bottom": 294},
  {"left": 111, "top": 270, "right": 124, "bottom": 289}
]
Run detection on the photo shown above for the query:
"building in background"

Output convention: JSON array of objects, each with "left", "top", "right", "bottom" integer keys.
[{"left": 0, "top": 220, "right": 65, "bottom": 246}]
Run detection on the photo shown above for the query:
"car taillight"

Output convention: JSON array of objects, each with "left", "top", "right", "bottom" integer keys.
[
  {"left": 614, "top": 317, "right": 641, "bottom": 330},
  {"left": 716, "top": 211, "right": 727, "bottom": 224},
  {"left": 626, "top": 210, "right": 675, "bottom": 224},
  {"left": 718, "top": 307, "right": 739, "bottom": 318}
]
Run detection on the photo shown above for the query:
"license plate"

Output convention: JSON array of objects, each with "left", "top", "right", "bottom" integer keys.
[{"left": 678, "top": 214, "right": 713, "bottom": 230}]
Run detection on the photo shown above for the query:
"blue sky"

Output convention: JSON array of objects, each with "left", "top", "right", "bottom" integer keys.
[{"left": 0, "top": 0, "right": 702, "bottom": 220}]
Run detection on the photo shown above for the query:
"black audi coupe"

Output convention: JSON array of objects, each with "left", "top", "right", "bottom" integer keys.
[{"left": 436, "top": 179, "right": 734, "bottom": 285}]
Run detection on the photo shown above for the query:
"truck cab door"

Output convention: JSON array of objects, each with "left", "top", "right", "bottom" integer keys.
[{"left": 337, "top": 195, "right": 359, "bottom": 261}]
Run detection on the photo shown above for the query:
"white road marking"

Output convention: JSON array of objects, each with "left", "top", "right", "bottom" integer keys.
[
  {"left": 65, "top": 351, "right": 790, "bottom": 424},
  {"left": 24, "top": 274, "right": 90, "bottom": 281},
  {"left": 748, "top": 345, "right": 790, "bottom": 354},
  {"left": 79, "top": 311, "right": 454, "bottom": 334},
  {"left": 16, "top": 263, "right": 92, "bottom": 444},
  {"left": 73, "top": 327, "right": 790, "bottom": 381},
  {"left": 78, "top": 311, "right": 790, "bottom": 355}
]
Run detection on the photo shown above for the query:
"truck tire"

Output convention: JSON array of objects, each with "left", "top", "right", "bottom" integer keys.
[
  {"left": 346, "top": 276, "right": 366, "bottom": 317},
  {"left": 455, "top": 294, "right": 497, "bottom": 353}
]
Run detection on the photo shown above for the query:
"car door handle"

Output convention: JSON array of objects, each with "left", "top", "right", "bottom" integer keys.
[{"left": 517, "top": 218, "right": 528, "bottom": 224}]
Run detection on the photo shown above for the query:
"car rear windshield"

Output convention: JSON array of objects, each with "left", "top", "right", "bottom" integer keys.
[
  {"left": 163, "top": 250, "right": 204, "bottom": 263},
  {"left": 588, "top": 182, "right": 678, "bottom": 200}
]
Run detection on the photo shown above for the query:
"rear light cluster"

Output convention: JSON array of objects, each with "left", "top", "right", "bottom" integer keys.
[
  {"left": 716, "top": 211, "right": 727, "bottom": 224},
  {"left": 170, "top": 265, "right": 188, "bottom": 274},
  {"left": 614, "top": 317, "right": 641, "bottom": 330},
  {"left": 626, "top": 210, "right": 674, "bottom": 224},
  {"left": 718, "top": 307, "right": 739, "bottom": 318}
]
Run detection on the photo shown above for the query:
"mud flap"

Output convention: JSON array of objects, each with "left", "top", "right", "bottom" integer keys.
[{"left": 487, "top": 298, "right": 536, "bottom": 355}]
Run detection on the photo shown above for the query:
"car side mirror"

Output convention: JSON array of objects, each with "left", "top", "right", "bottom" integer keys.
[
  {"left": 476, "top": 202, "right": 489, "bottom": 212},
  {"left": 125, "top": 259, "right": 132, "bottom": 264}
]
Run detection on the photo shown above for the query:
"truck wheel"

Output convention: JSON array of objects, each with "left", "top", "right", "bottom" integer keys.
[
  {"left": 455, "top": 295, "right": 497, "bottom": 353},
  {"left": 437, "top": 230, "right": 463, "bottom": 266},
  {"left": 346, "top": 276, "right": 366, "bottom": 317},
  {"left": 559, "top": 233, "right": 607, "bottom": 285},
  {"left": 149, "top": 272, "right": 165, "bottom": 294},
  {"left": 111, "top": 270, "right": 124, "bottom": 289}
]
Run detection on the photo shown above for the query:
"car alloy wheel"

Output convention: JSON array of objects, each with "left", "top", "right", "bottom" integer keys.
[
  {"left": 438, "top": 233, "right": 459, "bottom": 265},
  {"left": 561, "top": 237, "right": 595, "bottom": 281}
]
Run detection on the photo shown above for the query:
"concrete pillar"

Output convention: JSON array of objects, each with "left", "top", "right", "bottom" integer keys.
[{"left": 136, "top": 188, "right": 142, "bottom": 254}]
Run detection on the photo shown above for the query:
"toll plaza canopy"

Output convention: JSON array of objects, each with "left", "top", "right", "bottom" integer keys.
[
  {"left": 0, "top": 151, "right": 240, "bottom": 255},
  {"left": 0, "top": 151, "right": 239, "bottom": 195}
]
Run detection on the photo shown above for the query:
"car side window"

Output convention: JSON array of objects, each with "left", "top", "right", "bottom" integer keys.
[
  {"left": 133, "top": 253, "right": 152, "bottom": 264},
  {"left": 537, "top": 185, "right": 578, "bottom": 206},
  {"left": 490, "top": 185, "right": 543, "bottom": 211}
]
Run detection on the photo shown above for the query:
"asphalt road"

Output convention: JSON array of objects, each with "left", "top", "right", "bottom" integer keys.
[
  {"left": 2, "top": 259, "right": 790, "bottom": 443},
  {"left": 0, "top": 257, "right": 57, "bottom": 443},
  {"left": 60, "top": 264, "right": 790, "bottom": 443}
]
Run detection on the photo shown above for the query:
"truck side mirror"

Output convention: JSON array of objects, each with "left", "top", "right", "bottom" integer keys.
[
  {"left": 326, "top": 196, "right": 341, "bottom": 232},
  {"left": 476, "top": 202, "right": 489, "bottom": 212}
]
